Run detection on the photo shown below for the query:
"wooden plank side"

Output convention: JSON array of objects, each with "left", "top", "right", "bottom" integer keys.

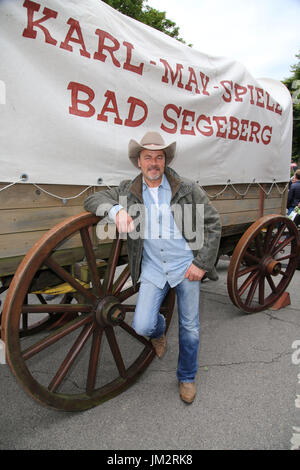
[
  {"left": 220, "top": 207, "right": 282, "bottom": 227},
  {"left": 0, "top": 206, "right": 84, "bottom": 235},
  {"left": 0, "top": 231, "right": 82, "bottom": 258},
  {"left": 221, "top": 204, "right": 285, "bottom": 227},
  {"left": 0, "top": 239, "right": 127, "bottom": 277},
  {"left": 220, "top": 210, "right": 258, "bottom": 227},
  {"left": 211, "top": 197, "right": 283, "bottom": 215},
  {"left": 0, "top": 180, "right": 288, "bottom": 279},
  {"left": 0, "top": 198, "right": 285, "bottom": 236}
]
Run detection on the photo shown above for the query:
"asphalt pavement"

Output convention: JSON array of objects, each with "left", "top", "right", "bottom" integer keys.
[{"left": 0, "top": 257, "right": 300, "bottom": 451}]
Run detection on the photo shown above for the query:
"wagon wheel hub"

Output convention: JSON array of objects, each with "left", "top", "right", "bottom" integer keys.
[
  {"left": 95, "top": 295, "right": 125, "bottom": 326},
  {"left": 262, "top": 256, "right": 282, "bottom": 276}
]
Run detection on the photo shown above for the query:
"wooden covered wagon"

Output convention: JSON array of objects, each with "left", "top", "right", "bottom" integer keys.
[{"left": 0, "top": 0, "right": 299, "bottom": 410}]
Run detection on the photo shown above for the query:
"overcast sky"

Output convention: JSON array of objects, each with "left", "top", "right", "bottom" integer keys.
[{"left": 147, "top": 0, "right": 300, "bottom": 81}]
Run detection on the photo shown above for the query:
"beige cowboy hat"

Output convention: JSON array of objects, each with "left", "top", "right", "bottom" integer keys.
[{"left": 128, "top": 131, "right": 176, "bottom": 168}]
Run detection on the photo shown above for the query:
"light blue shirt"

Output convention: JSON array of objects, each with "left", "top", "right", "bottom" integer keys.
[{"left": 108, "top": 174, "right": 194, "bottom": 288}]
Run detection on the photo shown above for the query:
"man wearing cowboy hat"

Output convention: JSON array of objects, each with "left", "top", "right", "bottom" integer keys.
[{"left": 84, "top": 131, "right": 221, "bottom": 404}]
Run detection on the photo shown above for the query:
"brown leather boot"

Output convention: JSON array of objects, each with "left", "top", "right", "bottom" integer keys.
[
  {"left": 151, "top": 334, "right": 166, "bottom": 358},
  {"left": 179, "top": 382, "right": 196, "bottom": 404}
]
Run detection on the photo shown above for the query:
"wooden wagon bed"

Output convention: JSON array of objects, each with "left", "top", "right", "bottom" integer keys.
[{"left": 0, "top": 180, "right": 288, "bottom": 280}]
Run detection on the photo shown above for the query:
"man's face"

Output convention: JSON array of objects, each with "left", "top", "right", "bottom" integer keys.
[{"left": 138, "top": 149, "right": 165, "bottom": 185}]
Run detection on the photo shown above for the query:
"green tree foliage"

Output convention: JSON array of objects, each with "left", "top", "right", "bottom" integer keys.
[
  {"left": 140, "top": 6, "right": 184, "bottom": 42},
  {"left": 283, "top": 53, "right": 300, "bottom": 163},
  {"left": 102, "top": 0, "right": 186, "bottom": 43},
  {"left": 102, "top": 0, "right": 144, "bottom": 20}
]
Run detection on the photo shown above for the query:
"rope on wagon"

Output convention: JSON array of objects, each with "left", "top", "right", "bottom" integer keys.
[
  {"left": 256, "top": 181, "right": 289, "bottom": 195},
  {"left": 0, "top": 177, "right": 289, "bottom": 202},
  {"left": 0, "top": 175, "right": 26, "bottom": 192},
  {"left": 0, "top": 173, "right": 94, "bottom": 203},
  {"left": 199, "top": 180, "right": 289, "bottom": 199},
  {"left": 0, "top": 176, "right": 100, "bottom": 203},
  {"left": 228, "top": 180, "right": 254, "bottom": 197},
  {"left": 198, "top": 181, "right": 231, "bottom": 198},
  {"left": 32, "top": 183, "right": 93, "bottom": 204}
]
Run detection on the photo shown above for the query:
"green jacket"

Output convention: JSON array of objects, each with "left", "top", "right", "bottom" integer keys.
[{"left": 84, "top": 167, "right": 222, "bottom": 286}]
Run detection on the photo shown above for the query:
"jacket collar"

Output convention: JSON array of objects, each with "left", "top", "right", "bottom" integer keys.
[{"left": 128, "top": 167, "right": 192, "bottom": 202}]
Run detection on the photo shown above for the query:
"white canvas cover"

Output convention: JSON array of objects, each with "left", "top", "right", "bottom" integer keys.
[{"left": 0, "top": 0, "right": 293, "bottom": 186}]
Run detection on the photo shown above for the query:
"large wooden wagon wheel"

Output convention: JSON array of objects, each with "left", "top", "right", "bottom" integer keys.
[
  {"left": 227, "top": 214, "right": 300, "bottom": 313},
  {"left": 1, "top": 212, "right": 175, "bottom": 411}
]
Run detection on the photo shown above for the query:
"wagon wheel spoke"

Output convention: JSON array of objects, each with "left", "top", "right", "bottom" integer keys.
[
  {"left": 35, "top": 294, "right": 47, "bottom": 304},
  {"left": 22, "top": 315, "right": 93, "bottom": 361},
  {"left": 119, "top": 321, "right": 151, "bottom": 347},
  {"left": 271, "top": 235, "right": 295, "bottom": 257},
  {"left": 278, "top": 269, "right": 289, "bottom": 278},
  {"left": 105, "top": 327, "right": 127, "bottom": 379},
  {"left": 86, "top": 327, "right": 104, "bottom": 395},
  {"left": 112, "top": 265, "right": 130, "bottom": 295},
  {"left": 266, "top": 273, "right": 277, "bottom": 293},
  {"left": 268, "top": 224, "right": 286, "bottom": 253},
  {"left": 275, "top": 253, "right": 296, "bottom": 262},
  {"left": 264, "top": 225, "right": 274, "bottom": 252},
  {"left": 258, "top": 276, "right": 265, "bottom": 305},
  {"left": 18, "top": 293, "right": 76, "bottom": 337},
  {"left": 21, "top": 304, "right": 92, "bottom": 314},
  {"left": 103, "top": 233, "right": 122, "bottom": 294},
  {"left": 245, "top": 273, "right": 260, "bottom": 306},
  {"left": 46, "top": 293, "right": 81, "bottom": 330},
  {"left": 121, "top": 304, "right": 136, "bottom": 312},
  {"left": 22, "top": 295, "right": 29, "bottom": 331},
  {"left": 48, "top": 322, "right": 95, "bottom": 393},
  {"left": 44, "top": 256, "right": 96, "bottom": 303},
  {"left": 255, "top": 232, "right": 264, "bottom": 258},
  {"left": 244, "top": 251, "right": 260, "bottom": 265},
  {"left": 228, "top": 215, "right": 300, "bottom": 313},
  {"left": 80, "top": 227, "right": 104, "bottom": 297},
  {"left": 238, "top": 270, "right": 259, "bottom": 296},
  {"left": 118, "top": 283, "right": 140, "bottom": 302},
  {"left": 237, "top": 264, "right": 259, "bottom": 278}
]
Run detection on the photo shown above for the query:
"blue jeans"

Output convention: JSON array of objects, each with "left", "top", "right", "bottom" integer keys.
[{"left": 132, "top": 278, "right": 200, "bottom": 382}]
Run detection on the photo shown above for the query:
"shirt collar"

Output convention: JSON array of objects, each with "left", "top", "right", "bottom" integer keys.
[{"left": 142, "top": 173, "right": 170, "bottom": 191}]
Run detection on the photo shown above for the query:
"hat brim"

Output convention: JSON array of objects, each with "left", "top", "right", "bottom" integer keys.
[{"left": 128, "top": 140, "right": 176, "bottom": 168}]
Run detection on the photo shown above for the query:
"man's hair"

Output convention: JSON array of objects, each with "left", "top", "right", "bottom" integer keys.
[{"left": 295, "top": 169, "right": 300, "bottom": 180}]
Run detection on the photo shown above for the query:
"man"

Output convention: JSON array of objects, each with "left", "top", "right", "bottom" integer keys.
[
  {"left": 287, "top": 169, "right": 300, "bottom": 215},
  {"left": 84, "top": 131, "right": 221, "bottom": 404}
]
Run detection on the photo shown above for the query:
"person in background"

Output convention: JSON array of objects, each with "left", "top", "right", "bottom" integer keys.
[{"left": 287, "top": 169, "right": 300, "bottom": 215}]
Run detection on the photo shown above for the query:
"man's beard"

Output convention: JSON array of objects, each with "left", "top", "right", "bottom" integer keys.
[{"left": 146, "top": 166, "right": 162, "bottom": 180}]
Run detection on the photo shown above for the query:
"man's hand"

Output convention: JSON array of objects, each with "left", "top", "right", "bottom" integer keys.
[
  {"left": 116, "top": 209, "right": 134, "bottom": 233},
  {"left": 185, "top": 263, "right": 206, "bottom": 281}
]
